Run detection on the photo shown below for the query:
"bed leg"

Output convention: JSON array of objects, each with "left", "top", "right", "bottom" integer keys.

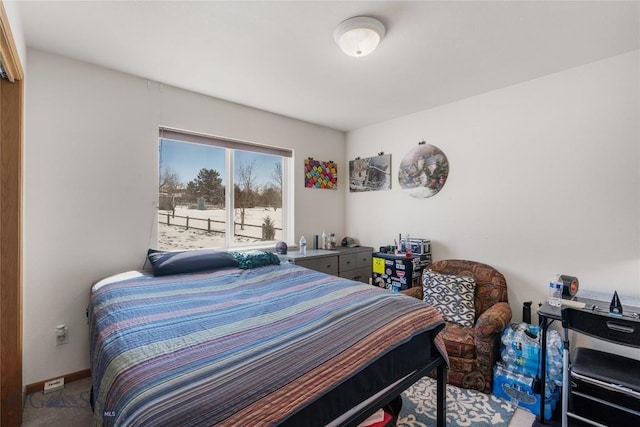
[{"left": 436, "top": 363, "right": 446, "bottom": 427}]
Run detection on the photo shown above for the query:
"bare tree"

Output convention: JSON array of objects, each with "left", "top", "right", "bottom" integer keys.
[
  {"left": 236, "top": 160, "right": 257, "bottom": 230},
  {"left": 271, "top": 161, "right": 282, "bottom": 191},
  {"left": 159, "top": 167, "right": 181, "bottom": 215}
]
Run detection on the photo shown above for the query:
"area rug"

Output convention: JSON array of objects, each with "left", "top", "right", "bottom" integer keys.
[{"left": 398, "top": 377, "right": 516, "bottom": 427}]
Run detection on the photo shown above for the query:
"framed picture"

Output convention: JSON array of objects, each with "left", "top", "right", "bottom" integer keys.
[
  {"left": 349, "top": 154, "right": 392, "bottom": 192},
  {"left": 398, "top": 144, "right": 449, "bottom": 198},
  {"left": 304, "top": 158, "right": 337, "bottom": 189}
]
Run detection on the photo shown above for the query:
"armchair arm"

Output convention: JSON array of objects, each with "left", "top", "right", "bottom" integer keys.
[
  {"left": 400, "top": 286, "right": 423, "bottom": 300},
  {"left": 475, "top": 302, "right": 512, "bottom": 339}
]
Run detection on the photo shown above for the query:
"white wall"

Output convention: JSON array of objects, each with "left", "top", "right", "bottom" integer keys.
[
  {"left": 3, "top": 0, "right": 26, "bottom": 66},
  {"left": 346, "top": 51, "right": 640, "bottom": 355},
  {"left": 23, "top": 49, "right": 345, "bottom": 385},
  {"left": 20, "top": 46, "right": 640, "bottom": 384}
]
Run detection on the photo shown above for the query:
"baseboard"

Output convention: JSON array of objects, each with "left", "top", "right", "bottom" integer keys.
[{"left": 25, "top": 369, "right": 91, "bottom": 395}]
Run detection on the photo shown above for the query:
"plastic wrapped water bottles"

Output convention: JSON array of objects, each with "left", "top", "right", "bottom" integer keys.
[
  {"left": 500, "top": 323, "right": 564, "bottom": 386},
  {"left": 494, "top": 362, "right": 557, "bottom": 399},
  {"left": 495, "top": 322, "right": 564, "bottom": 419},
  {"left": 501, "top": 348, "right": 563, "bottom": 386}
]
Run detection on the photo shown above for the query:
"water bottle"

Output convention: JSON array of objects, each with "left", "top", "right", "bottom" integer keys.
[
  {"left": 548, "top": 274, "right": 562, "bottom": 307},
  {"left": 299, "top": 236, "right": 307, "bottom": 255},
  {"left": 321, "top": 230, "right": 326, "bottom": 249},
  {"left": 547, "top": 329, "right": 562, "bottom": 351}
]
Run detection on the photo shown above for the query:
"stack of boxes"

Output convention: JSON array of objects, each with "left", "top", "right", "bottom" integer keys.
[{"left": 493, "top": 323, "right": 563, "bottom": 420}]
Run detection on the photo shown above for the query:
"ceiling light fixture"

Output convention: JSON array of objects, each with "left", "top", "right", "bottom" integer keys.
[{"left": 334, "top": 16, "right": 385, "bottom": 58}]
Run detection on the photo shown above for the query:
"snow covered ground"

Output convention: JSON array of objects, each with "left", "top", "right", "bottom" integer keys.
[{"left": 158, "top": 206, "right": 282, "bottom": 250}]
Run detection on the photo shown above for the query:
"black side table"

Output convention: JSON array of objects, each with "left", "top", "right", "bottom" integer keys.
[{"left": 536, "top": 297, "right": 637, "bottom": 424}]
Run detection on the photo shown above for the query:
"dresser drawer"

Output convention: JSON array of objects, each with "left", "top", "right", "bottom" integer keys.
[
  {"left": 339, "top": 250, "right": 372, "bottom": 271},
  {"left": 355, "top": 251, "right": 372, "bottom": 269},
  {"left": 338, "top": 252, "right": 358, "bottom": 272},
  {"left": 296, "top": 256, "right": 339, "bottom": 275},
  {"left": 339, "top": 266, "right": 371, "bottom": 284}
]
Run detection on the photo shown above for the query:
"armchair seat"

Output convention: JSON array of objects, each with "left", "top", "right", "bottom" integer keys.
[
  {"left": 402, "top": 259, "right": 512, "bottom": 393},
  {"left": 441, "top": 323, "right": 476, "bottom": 359}
]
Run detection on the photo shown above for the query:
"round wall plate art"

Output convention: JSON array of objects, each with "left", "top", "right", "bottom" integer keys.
[{"left": 398, "top": 143, "right": 449, "bottom": 198}]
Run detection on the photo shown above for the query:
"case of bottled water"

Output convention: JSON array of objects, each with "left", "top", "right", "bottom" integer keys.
[{"left": 492, "top": 323, "right": 563, "bottom": 419}]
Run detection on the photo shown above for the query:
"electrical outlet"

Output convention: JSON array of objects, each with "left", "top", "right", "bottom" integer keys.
[
  {"left": 43, "top": 377, "right": 64, "bottom": 394},
  {"left": 56, "top": 325, "right": 68, "bottom": 345}
]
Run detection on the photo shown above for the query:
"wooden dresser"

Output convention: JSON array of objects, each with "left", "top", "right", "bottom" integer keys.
[{"left": 278, "top": 246, "right": 373, "bottom": 284}]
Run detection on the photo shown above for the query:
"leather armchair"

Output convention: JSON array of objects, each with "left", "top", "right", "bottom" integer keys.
[{"left": 402, "top": 259, "right": 512, "bottom": 393}]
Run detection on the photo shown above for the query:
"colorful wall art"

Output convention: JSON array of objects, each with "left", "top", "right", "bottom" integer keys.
[
  {"left": 349, "top": 154, "right": 392, "bottom": 192},
  {"left": 398, "top": 143, "right": 449, "bottom": 198},
  {"left": 304, "top": 158, "right": 337, "bottom": 190}
]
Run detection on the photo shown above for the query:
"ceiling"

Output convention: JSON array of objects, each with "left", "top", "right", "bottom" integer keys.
[{"left": 14, "top": 1, "right": 640, "bottom": 132}]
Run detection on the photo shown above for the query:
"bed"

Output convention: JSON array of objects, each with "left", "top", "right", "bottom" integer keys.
[{"left": 89, "top": 250, "right": 448, "bottom": 426}]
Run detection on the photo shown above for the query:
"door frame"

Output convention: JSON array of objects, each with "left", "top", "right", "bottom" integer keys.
[{"left": 0, "top": 1, "right": 24, "bottom": 426}]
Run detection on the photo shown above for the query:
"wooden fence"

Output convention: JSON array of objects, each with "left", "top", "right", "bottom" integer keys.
[{"left": 158, "top": 212, "right": 282, "bottom": 240}]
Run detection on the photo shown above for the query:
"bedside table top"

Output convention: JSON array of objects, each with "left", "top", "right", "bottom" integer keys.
[
  {"left": 278, "top": 246, "right": 372, "bottom": 262},
  {"left": 278, "top": 249, "right": 337, "bottom": 262}
]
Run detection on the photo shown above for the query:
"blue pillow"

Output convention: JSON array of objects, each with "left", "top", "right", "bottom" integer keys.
[
  {"left": 147, "top": 249, "right": 239, "bottom": 276},
  {"left": 230, "top": 251, "right": 281, "bottom": 269}
]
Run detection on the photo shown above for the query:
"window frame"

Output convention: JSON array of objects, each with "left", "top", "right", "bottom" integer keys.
[{"left": 158, "top": 127, "right": 292, "bottom": 250}]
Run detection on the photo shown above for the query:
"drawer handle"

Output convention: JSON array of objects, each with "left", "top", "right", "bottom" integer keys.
[{"left": 607, "top": 321, "right": 635, "bottom": 334}]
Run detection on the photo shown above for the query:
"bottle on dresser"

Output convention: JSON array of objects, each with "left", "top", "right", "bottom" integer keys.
[{"left": 299, "top": 236, "right": 307, "bottom": 256}]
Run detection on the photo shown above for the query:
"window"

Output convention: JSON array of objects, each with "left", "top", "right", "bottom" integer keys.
[{"left": 158, "top": 128, "right": 291, "bottom": 250}]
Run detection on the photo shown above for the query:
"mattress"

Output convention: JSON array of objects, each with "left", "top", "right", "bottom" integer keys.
[{"left": 89, "top": 262, "right": 446, "bottom": 426}]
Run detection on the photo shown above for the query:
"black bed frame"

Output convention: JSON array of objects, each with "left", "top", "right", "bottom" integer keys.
[{"left": 327, "top": 348, "right": 447, "bottom": 427}]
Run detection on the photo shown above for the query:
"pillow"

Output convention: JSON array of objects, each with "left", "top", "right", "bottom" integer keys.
[
  {"left": 147, "top": 249, "right": 239, "bottom": 276},
  {"left": 422, "top": 269, "right": 476, "bottom": 328},
  {"left": 230, "top": 250, "right": 281, "bottom": 269}
]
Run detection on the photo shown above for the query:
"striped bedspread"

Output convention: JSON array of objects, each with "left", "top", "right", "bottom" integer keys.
[{"left": 90, "top": 263, "right": 445, "bottom": 426}]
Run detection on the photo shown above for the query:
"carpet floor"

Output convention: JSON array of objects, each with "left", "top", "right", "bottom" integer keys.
[
  {"left": 22, "top": 377, "right": 536, "bottom": 426},
  {"left": 399, "top": 376, "right": 535, "bottom": 427},
  {"left": 22, "top": 377, "right": 93, "bottom": 427}
]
